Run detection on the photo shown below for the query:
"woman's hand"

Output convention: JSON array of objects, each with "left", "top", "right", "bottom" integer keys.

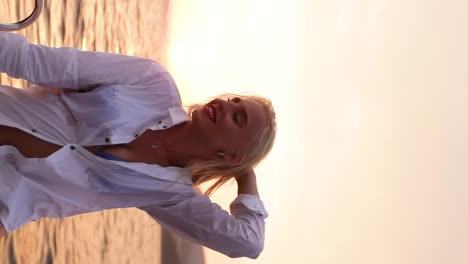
[{"left": 236, "top": 168, "right": 259, "bottom": 196}]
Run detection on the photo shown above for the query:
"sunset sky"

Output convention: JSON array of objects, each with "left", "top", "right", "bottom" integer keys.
[
  {"left": 167, "top": 1, "right": 468, "bottom": 263},
  {"left": 167, "top": 1, "right": 307, "bottom": 263}
]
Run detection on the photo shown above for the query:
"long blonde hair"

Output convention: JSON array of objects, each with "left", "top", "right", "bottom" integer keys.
[{"left": 186, "top": 93, "right": 277, "bottom": 196}]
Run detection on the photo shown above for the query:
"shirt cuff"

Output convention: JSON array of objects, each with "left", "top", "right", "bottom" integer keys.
[{"left": 231, "top": 194, "right": 269, "bottom": 218}]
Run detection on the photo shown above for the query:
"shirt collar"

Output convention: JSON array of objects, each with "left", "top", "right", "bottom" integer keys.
[{"left": 169, "top": 107, "right": 190, "bottom": 125}]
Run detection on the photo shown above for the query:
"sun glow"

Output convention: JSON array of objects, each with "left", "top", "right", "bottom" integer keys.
[
  {"left": 167, "top": 1, "right": 301, "bottom": 263},
  {"left": 167, "top": 0, "right": 468, "bottom": 264}
]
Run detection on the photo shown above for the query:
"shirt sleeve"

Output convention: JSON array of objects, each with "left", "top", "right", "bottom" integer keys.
[
  {"left": 0, "top": 32, "right": 165, "bottom": 91},
  {"left": 137, "top": 193, "right": 268, "bottom": 259}
]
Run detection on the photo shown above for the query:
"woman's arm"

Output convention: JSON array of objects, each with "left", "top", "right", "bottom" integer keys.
[
  {"left": 0, "top": 32, "right": 165, "bottom": 91},
  {"left": 138, "top": 190, "right": 268, "bottom": 259},
  {"left": 236, "top": 169, "right": 259, "bottom": 196}
]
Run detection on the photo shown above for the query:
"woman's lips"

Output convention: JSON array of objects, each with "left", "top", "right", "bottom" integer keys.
[{"left": 204, "top": 104, "right": 217, "bottom": 123}]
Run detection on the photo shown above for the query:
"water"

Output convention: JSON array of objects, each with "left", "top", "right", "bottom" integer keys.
[{"left": 0, "top": 0, "right": 182, "bottom": 263}]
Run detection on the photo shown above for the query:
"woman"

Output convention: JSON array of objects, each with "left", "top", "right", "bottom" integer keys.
[{"left": 0, "top": 32, "right": 276, "bottom": 259}]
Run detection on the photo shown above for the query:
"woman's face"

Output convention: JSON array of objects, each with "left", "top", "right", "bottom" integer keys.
[{"left": 191, "top": 96, "right": 268, "bottom": 160}]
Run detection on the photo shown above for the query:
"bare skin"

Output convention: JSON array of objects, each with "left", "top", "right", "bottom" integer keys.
[{"left": 0, "top": 124, "right": 174, "bottom": 163}]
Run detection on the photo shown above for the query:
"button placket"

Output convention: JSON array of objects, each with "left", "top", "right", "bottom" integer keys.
[
  {"left": 158, "top": 117, "right": 172, "bottom": 129},
  {"left": 158, "top": 120, "right": 166, "bottom": 129}
]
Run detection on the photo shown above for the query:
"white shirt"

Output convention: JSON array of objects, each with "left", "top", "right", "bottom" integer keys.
[{"left": 0, "top": 32, "right": 268, "bottom": 259}]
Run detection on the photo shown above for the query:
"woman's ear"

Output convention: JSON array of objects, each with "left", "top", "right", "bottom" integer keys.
[{"left": 219, "top": 152, "right": 242, "bottom": 165}]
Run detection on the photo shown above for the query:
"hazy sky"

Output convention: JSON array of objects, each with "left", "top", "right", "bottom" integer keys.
[
  {"left": 168, "top": 1, "right": 468, "bottom": 263},
  {"left": 167, "top": 1, "right": 306, "bottom": 263}
]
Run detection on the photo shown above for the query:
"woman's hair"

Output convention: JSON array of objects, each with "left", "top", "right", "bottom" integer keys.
[{"left": 186, "top": 93, "right": 277, "bottom": 196}]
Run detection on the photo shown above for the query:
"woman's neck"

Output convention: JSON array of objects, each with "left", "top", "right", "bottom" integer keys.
[{"left": 149, "top": 122, "right": 212, "bottom": 168}]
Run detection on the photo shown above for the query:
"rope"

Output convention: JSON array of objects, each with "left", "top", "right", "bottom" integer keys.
[{"left": 0, "top": 0, "right": 44, "bottom": 31}]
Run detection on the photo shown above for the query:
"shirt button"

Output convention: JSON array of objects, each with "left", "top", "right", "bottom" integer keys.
[
  {"left": 32, "top": 129, "right": 37, "bottom": 133},
  {"left": 105, "top": 138, "right": 110, "bottom": 143},
  {"left": 158, "top": 121, "right": 162, "bottom": 124},
  {"left": 163, "top": 126, "right": 167, "bottom": 128},
  {"left": 70, "top": 146, "right": 75, "bottom": 150}
]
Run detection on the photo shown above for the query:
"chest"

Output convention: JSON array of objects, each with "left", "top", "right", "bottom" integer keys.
[
  {"left": 0, "top": 125, "right": 168, "bottom": 166},
  {"left": 86, "top": 130, "right": 170, "bottom": 166}
]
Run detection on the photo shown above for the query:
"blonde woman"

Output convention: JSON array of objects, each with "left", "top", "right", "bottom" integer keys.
[{"left": 0, "top": 32, "right": 276, "bottom": 259}]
